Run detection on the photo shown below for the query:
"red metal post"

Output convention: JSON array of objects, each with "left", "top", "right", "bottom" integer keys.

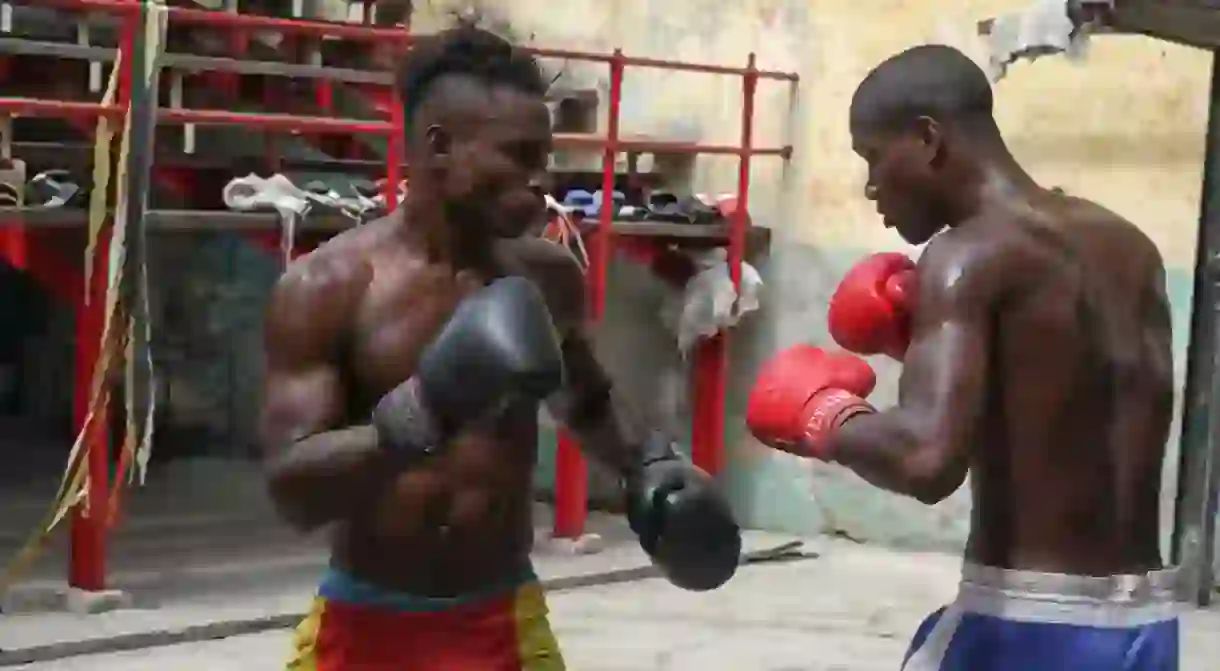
[
  {"left": 0, "top": 225, "right": 27, "bottom": 270},
  {"left": 224, "top": 9, "right": 248, "bottom": 97},
  {"left": 690, "top": 54, "right": 757, "bottom": 477},
  {"left": 730, "top": 54, "right": 756, "bottom": 288},
  {"left": 552, "top": 434, "right": 588, "bottom": 539},
  {"left": 593, "top": 51, "right": 624, "bottom": 320},
  {"left": 0, "top": 228, "right": 81, "bottom": 304},
  {"left": 385, "top": 89, "right": 404, "bottom": 210},
  {"left": 66, "top": 0, "right": 140, "bottom": 589},
  {"left": 69, "top": 225, "right": 112, "bottom": 590},
  {"left": 552, "top": 50, "right": 625, "bottom": 539}
]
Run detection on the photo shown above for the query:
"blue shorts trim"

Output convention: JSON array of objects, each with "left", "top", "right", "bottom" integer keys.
[
  {"left": 902, "top": 563, "right": 1181, "bottom": 671},
  {"left": 317, "top": 564, "right": 538, "bottom": 614}
]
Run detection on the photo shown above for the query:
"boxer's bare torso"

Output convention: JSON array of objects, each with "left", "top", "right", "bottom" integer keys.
[
  {"left": 934, "top": 191, "right": 1173, "bottom": 575},
  {"left": 260, "top": 213, "right": 585, "bottom": 596}
]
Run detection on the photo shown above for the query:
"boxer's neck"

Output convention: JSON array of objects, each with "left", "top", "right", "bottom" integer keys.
[
  {"left": 945, "top": 150, "right": 1039, "bottom": 228},
  {"left": 400, "top": 195, "right": 495, "bottom": 272}
]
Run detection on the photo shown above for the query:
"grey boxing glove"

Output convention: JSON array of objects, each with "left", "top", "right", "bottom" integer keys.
[
  {"left": 626, "top": 432, "right": 742, "bottom": 591},
  {"left": 372, "top": 276, "right": 565, "bottom": 453}
]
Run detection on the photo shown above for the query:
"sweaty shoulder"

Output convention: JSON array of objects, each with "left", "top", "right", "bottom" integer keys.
[
  {"left": 264, "top": 234, "right": 374, "bottom": 366},
  {"left": 915, "top": 223, "right": 1023, "bottom": 315},
  {"left": 1061, "top": 195, "right": 1163, "bottom": 275},
  {"left": 497, "top": 236, "right": 586, "bottom": 329}
]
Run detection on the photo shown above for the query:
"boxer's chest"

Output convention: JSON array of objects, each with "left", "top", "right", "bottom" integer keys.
[{"left": 345, "top": 250, "right": 572, "bottom": 408}]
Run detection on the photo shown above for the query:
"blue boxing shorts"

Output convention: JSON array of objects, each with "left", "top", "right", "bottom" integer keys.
[{"left": 902, "top": 563, "right": 1180, "bottom": 670}]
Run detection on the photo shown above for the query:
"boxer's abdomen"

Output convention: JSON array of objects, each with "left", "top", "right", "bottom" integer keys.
[{"left": 331, "top": 417, "right": 540, "bottom": 597}]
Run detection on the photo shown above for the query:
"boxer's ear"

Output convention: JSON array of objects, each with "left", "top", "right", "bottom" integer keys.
[
  {"left": 913, "top": 115, "right": 943, "bottom": 166},
  {"left": 424, "top": 124, "right": 451, "bottom": 160}
]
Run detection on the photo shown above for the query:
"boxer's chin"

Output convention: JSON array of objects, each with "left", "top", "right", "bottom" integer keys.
[{"left": 897, "top": 221, "right": 941, "bottom": 246}]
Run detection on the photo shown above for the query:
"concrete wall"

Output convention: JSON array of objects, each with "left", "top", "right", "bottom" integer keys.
[{"left": 404, "top": 0, "right": 1213, "bottom": 554}]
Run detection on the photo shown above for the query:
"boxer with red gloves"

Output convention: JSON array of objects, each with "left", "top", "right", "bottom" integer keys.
[
  {"left": 828, "top": 252, "right": 915, "bottom": 360},
  {"left": 749, "top": 44, "right": 1180, "bottom": 670},
  {"left": 745, "top": 346, "right": 876, "bottom": 460}
]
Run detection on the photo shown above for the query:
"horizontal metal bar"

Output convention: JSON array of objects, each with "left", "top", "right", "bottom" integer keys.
[
  {"left": 0, "top": 207, "right": 355, "bottom": 231},
  {"left": 8, "top": 0, "right": 134, "bottom": 15},
  {"left": 0, "top": 38, "right": 116, "bottom": 62},
  {"left": 168, "top": 53, "right": 385, "bottom": 84},
  {"left": 0, "top": 105, "right": 792, "bottom": 160},
  {"left": 167, "top": 7, "right": 408, "bottom": 42},
  {"left": 617, "top": 54, "right": 798, "bottom": 81},
  {"left": 0, "top": 103, "right": 790, "bottom": 160},
  {"left": 5, "top": 141, "right": 400, "bottom": 174},
  {"left": 169, "top": 52, "right": 387, "bottom": 83},
  {"left": 0, "top": 208, "right": 774, "bottom": 248},
  {"left": 147, "top": 209, "right": 351, "bottom": 232},
  {"left": 557, "top": 134, "right": 793, "bottom": 157},
  {"left": 0, "top": 97, "right": 123, "bottom": 119},
  {"left": 158, "top": 108, "right": 391, "bottom": 133},
  {"left": 0, "top": 38, "right": 391, "bottom": 84},
  {"left": 10, "top": 1, "right": 800, "bottom": 82}
]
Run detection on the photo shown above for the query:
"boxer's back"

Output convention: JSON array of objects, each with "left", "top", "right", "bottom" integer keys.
[{"left": 968, "top": 192, "right": 1175, "bottom": 575}]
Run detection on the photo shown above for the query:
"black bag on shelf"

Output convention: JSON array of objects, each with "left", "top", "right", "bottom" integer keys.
[{"left": 646, "top": 191, "right": 720, "bottom": 225}]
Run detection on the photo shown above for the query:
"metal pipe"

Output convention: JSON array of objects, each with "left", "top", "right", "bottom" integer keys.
[
  {"left": 730, "top": 54, "right": 758, "bottom": 288},
  {"left": 69, "top": 226, "right": 111, "bottom": 590},
  {"left": 110, "top": 0, "right": 156, "bottom": 544},
  {"left": 594, "top": 52, "right": 624, "bottom": 321},
  {"left": 13, "top": 0, "right": 800, "bottom": 80},
  {"left": 167, "top": 6, "right": 408, "bottom": 42},
  {"left": 552, "top": 51, "right": 627, "bottom": 541},
  {"left": 385, "top": 88, "right": 404, "bottom": 211},
  {"left": 0, "top": 97, "right": 794, "bottom": 155},
  {"left": 0, "top": 98, "right": 123, "bottom": 118},
  {"left": 66, "top": 0, "right": 145, "bottom": 591},
  {"left": 690, "top": 55, "right": 758, "bottom": 478},
  {"left": 615, "top": 53, "right": 796, "bottom": 81},
  {"left": 1174, "top": 49, "right": 1220, "bottom": 606},
  {"left": 158, "top": 108, "right": 392, "bottom": 133}
]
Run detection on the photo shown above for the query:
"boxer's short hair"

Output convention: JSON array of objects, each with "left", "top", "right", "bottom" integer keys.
[
  {"left": 850, "top": 45, "right": 994, "bottom": 135},
  {"left": 395, "top": 23, "right": 546, "bottom": 136}
]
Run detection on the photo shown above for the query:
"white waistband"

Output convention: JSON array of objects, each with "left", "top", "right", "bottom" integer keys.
[{"left": 954, "top": 563, "right": 1181, "bottom": 628}]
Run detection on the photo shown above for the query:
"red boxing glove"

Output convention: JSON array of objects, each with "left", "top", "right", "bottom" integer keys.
[
  {"left": 746, "top": 345, "right": 876, "bottom": 460},
  {"left": 828, "top": 252, "right": 916, "bottom": 360}
]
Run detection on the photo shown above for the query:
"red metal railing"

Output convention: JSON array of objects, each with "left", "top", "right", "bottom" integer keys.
[
  {"left": 0, "top": 0, "right": 797, "bottom": 586},
  {"left": 0, "top": 0, "right": 141, "bottom": 592}
]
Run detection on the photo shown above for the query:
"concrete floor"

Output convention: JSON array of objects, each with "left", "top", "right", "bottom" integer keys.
[{"left": 8, "top": 543, "right": 1220, "bottom": 670}]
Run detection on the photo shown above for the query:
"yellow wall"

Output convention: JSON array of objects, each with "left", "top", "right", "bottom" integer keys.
[{"left": 382, "top": 1, "right": 1212, "bottom": 551}]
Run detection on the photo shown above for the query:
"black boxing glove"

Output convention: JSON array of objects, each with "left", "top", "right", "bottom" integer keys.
[
  {"left": 372, "top": 276, "right": 564, "bottom": 453},
  {"left": 625, "top": 432, "right": 742, "bottom": 591}
]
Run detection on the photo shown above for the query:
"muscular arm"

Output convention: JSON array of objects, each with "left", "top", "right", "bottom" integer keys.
[
  {"left": 826, "top": 236, "right": 998, "bottom": 504},
  {"left": 260, "top": 255, "right": 388, "bottom": 531},
  {"left": 549, "top": 333, "right": 646, "bottom": 475},
  {"left": 536, "top": 248, "right": 644, "bottom": 477}
]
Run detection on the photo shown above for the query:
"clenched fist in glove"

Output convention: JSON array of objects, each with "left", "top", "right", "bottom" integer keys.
[
  {"left": 828, "top": 252, "right": 916, "bottom": 360},
  {"left": 746, "top": 346, "right": 876, "bottom": 460},
  {"left": 372, "top": 277, "right": 564, "bottom": 455},
  {"left": 626, "top": 432, "right": 741, "bottom": 592}
]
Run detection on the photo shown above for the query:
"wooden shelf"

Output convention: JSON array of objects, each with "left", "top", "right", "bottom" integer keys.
[{"left": 582, "top": 219, "right": 771, "bottom": 255}]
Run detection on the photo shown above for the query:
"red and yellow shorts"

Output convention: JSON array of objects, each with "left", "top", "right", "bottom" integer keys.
[{"left": 286, "top": 568, "right": 565, "bottom": 670}]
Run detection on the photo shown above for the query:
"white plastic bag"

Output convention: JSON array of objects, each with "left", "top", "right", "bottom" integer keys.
[{"left": 661, "top": 248, "right": 764, "bottom": 355}]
